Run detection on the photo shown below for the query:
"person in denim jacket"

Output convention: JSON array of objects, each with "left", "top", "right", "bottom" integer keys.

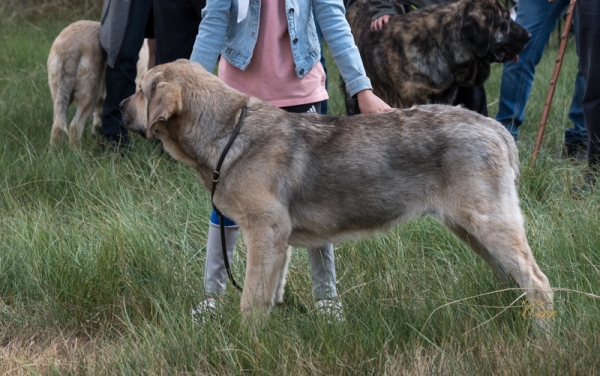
[{"left": 190, "top": 0, "right": 391, "bottom": 321}]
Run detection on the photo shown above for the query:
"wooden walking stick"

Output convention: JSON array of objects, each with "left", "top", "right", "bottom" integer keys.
[{"left": 531, "top": 0, "right": 578, "bottom": 167}]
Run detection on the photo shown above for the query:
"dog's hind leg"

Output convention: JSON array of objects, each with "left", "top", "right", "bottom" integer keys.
[
  {"left": 91, "top": 77, "right": 105, "bottom": 138},
  {"left": 91, "top": 93, "right": 104, "bottom": 137},
  {"left": 443, "top": 204, "right": 553, "bottom": 330},
  {"left": 49, "top": 74, "right": 75, "bottom": 148},
  {"left": 443, "top": 219, "right": 513, "bottom": 285},
  {"left": 68, "top": 93, "right": 97, "bottom": 148}
]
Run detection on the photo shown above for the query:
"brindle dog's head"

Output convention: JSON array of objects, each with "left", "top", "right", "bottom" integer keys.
[{"left": 460, "top": 0, "right": 531, "bottom": 62}]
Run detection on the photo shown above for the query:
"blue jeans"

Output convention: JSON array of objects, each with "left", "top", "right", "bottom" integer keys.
[{"left": 495, "top": 0, "right": 586, "bottom": 146}]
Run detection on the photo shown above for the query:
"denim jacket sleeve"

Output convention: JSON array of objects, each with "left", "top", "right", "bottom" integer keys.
[
  {"left": 190, "top": 0, "right": 233, "bottom": 72},
  {"left": 313, "top": 0, "right": 372, "bottom": 96}
]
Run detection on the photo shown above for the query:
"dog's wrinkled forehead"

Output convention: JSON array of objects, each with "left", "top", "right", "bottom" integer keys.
[{"left": 141, "top": 69, "right": 166, "bottom": 101}]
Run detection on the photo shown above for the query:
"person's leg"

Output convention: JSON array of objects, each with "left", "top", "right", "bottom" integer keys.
[
  {"left": 102, "top": 0, "right": 152, "bottom": 146},
  {"left": 564, "top": 13, "right": 587, "bottom": 159},
  {"left": 193, "top": 210, "right": 238, "bottom": 320},
  {"left": 495, "top": 0, "right": 569, "bottom": 140},
  {"left": 576, "top": 0, "right": 600, "bottom": 174},
  {"left": 204, "top": 210, "right": 239, "bottom": 297},
  {"left": 152, "top": 0, "right": 205, "bottom": 65},
  {"left": 307, "top": 243, "right": 338, "bottom": 300},
  {"left": 564, "top": 64, "right": 587, "bottom": 158}
]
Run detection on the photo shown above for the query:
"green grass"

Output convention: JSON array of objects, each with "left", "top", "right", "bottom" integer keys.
[{"left": 1, "top": 13, "right": 599, "bottom": 375}]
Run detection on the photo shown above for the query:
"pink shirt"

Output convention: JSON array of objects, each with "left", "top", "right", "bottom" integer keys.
[{"left": 218, "top": 0, "right": 328, "bottom": 107}]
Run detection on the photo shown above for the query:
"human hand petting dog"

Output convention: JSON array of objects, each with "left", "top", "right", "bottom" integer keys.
[
  {"left": 357, "top": 89, "right": 393, "bottom": 114},
  {"left": 370, "top": 15, "right": 390, "bottom": 31}
]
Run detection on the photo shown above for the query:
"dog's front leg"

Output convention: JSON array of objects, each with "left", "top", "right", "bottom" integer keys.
[{"left": 240, "top": 220, "right": 291, "bottom": 325}]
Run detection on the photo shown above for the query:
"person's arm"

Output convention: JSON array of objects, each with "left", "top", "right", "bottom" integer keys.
[
  {"left": 354, "top": 89, "right": 390, "bottom": 114},
  {"left": 314, "top": 0, "right": 392, "bottom": 114},
  {"left": 189, "top": 0, "right": 232, "bottom": 72}
]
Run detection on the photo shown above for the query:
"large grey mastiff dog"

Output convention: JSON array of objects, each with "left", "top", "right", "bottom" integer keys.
[{"left": 121, "top": 60, "right": 553, "bottom": 329}]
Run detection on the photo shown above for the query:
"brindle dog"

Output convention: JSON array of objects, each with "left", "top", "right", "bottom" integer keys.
[{"left": 344, "top": 0, "right": 531, "bottom": 114}]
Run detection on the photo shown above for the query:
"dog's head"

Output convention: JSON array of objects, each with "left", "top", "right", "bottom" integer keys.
[
  {"left": 121, "top": 59, "right": 251, "bottom": 169},
  {"left": 485, "top": 13, "right": 531, "bottom": 63},
  {"left": 121, "top": 64, "right": 183, "bottom": 141},
  {"left": 460, "top": 0, "right": 530, "bottom": 62}
]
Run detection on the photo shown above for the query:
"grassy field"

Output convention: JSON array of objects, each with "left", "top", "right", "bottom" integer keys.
[{"left": 1, "top": 6, "right": 599, "bottom": 375}]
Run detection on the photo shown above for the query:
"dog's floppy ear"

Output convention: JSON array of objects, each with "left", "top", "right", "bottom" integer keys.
[
  {"left": 461, "top": 0, "right": 493, "bottom": 57},
  {"left": 146, "top": 81, "right": 183, "bottom": 140},
  {"left": 141, "top": 70, "right": 163, "bottom": 101}
]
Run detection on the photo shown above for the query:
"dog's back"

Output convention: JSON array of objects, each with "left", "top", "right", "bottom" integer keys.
[{"left": 48, "top": 20, "right": 105, "bottom": 148}]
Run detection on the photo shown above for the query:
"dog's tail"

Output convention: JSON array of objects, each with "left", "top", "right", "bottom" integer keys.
[{"left": 48, "top": 53, "right": 78, "bottom": 144}]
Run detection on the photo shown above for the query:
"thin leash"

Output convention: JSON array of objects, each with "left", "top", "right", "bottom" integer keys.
[{"left": 210, "top": 104, "right": 248, "bottom": 292}]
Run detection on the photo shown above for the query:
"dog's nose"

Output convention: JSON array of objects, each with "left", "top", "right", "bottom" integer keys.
[{"left": 119, "top": 98, "right": 128, "bottom": 110}]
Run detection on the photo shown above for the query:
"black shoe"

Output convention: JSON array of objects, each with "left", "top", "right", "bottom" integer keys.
[{"left": 564, "top": 142, "right": 587, "bottom": 161}]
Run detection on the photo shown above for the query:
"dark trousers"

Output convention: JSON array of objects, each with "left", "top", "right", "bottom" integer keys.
[
  {"left": 454, "top": 85, "right": 488, "bottom": 117},
  {"left": 577, "top": 0, "right": 600, "bottom": 169},
  {"left": 152, "top": 0, "right": 206, "bottom": 64},
  {"left": 102, "top": 0, "right": 152, "bottom": 142}
]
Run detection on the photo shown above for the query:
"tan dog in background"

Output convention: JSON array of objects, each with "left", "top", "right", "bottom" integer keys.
[
  {"left": 121, "top": 60, "right": 553, "bottom": 330},
  {"left": 47, "top": 20, "right": 148, "bottom": 148}
]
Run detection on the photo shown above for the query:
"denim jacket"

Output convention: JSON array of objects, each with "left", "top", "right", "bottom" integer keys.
[{"left": 190, "top": 0, "right": 372, "bottom": 96}]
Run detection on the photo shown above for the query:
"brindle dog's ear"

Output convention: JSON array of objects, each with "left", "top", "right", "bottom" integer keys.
[
  {"left": 461, "top": 0, "right": 493, "bottom": 58},
  {"left": 146, "top": 82, "right": 182, "bottom": 140}
]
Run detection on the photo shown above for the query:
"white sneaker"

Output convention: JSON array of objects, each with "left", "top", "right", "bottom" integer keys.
[
  {"left": 191, "top": 297, "right": 219, "bottom": 324},
  {"left": 315, "top": 299, "right": 345, "bottom": 323}
]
